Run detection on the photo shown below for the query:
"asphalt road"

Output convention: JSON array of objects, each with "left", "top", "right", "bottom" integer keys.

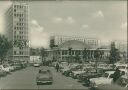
[{"left": 0, "top": 66, "right": 89, "bottom": 89}]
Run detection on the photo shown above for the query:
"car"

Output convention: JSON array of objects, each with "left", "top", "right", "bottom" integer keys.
[
  {"left": 69, "top": 64, "right": 83, "bottom": 77},
  {"left": 70, "top": 68, "right": 86, "bottom": 79},
  {"left": 90, "top": 84, "right": 128, "bottom": 90},
  {"left": 59, "top": 62, "right": 69, "bottom": 69},
  {"left": 78, "top": 68, "right": 103, "bottom": 84},
  {"left": 0, "top": 65, "right": 11, "bottom": 73},
  {"left": 90, "top": 74, "right": 128, "bottom": 90},
  {"left": 61, "top": 63, "right": 81, "bottom": 77},
  {"left": 13, "top": 64, "right": 22, "bottom": 70},
  {"left": 115, "top": 75, "right": 128, "bottom": 88},
  {"left": 5, "top": 64, "right": 15, "bottom": 72},
  {"left": 36, "top": 69, "right": 53, "bottom": 85},
  {"left": 0, "top": 69, "right": 7, "bottom": 77},
  {"left": 33, "top": 63, "right": 40, "bottom": 67},
  {"left": 115, "top": 64, "right": 128, "bottom": 73},
  {"left": 90, "top": 71, "right": 115, "bottom": 88}
]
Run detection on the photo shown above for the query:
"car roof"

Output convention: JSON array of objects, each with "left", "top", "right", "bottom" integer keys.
[
  {"left": 121, "top": 75, "right": 128, "bottom": 79},
  {"left": 105, "top": 71, "right": 115, "bottom": 74}
]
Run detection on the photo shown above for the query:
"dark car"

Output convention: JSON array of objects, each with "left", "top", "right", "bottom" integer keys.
[
  {"left": 78, "top": 68, "right": 103, "bottom": 86},
  {"left": 0, "top": 69, "right": 7, "bottom": 77},
  {"left": 13, "top": 64, "right": 22, "bottom": 70},
  {"left": 36, "top": 69, "right": 53, "bottom": 85}
]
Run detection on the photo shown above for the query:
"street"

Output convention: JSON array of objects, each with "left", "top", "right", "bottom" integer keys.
[{"left": 0, "top": 66, "right": 89, "bottom": 89}]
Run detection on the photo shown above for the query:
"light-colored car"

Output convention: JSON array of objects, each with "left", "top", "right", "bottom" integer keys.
[
  {"left": 116, "top": 64, "right": 128, "bottom": 73},
  {"left": 36, "top": 69, "right": 53, "bottom": 85},
  {"left": 71, "top": 68, "right": 86, "bottom": 79},
  {"left": 90, "top": 71, "right": 115, "bottom": 87},
  {"left": 33, "top": 63, "right": 40, "bottom": 67},
  {"left": 0, "top": 65, "right": 11, "bottom": 73},
  {"left": 6, "top": 64, "right": 15, "bottom": 72}
]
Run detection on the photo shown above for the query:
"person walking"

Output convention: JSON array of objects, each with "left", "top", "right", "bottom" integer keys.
[
  {"left": 112, "top": 68, "right": 121, "bottom": 83},
  {"left": 55, "top": 62, "right": 59, "bottom": 72}
]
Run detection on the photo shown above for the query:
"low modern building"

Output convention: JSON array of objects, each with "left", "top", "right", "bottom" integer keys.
[{"left": 48, "top": 35, "right": 110, "bottom": 62}]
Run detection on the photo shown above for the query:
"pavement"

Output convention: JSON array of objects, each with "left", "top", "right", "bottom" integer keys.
[{"left": 0, "top": 66, "right": 89, "bottom": 89}]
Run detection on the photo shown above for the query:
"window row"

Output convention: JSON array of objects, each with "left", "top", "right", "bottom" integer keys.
[
  {"left": 14, "top": 13, "right": 24, "bottom": 17},
  {"left": 14, "top": 51, "right": 28, "bottom": 55},
  {"left": 14, "top": 36, "right": 28, "bottom": 39},
  {"left": 14, "top": 5, "right": 27, "bottom": 9},
  {"left": 14, "top": 31, "right": 28, "bottom": 34},
  {"left": 16, "top": 23, "right": 25, "bottom": 26},
  {"left": 14, "top": 27, "right": 26, "bottom": 30}
]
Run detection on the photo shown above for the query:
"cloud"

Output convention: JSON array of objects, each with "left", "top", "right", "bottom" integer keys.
[
  {"left": 65, "top": 16, "right": 75, "bottom": 24},
  {"left": 81, "top": 24, "right": 89, "bottom": 28},
  {"left": 93, "top": 10, "right": 104, "bottom": 18},
  {"left": 30, "top": 20, "right": 49, "bottom": 48},
  {"left": 52, "top": 16, "right": 75, "bottom": 24},
  {"left": 0, "top": 1, "right": 12, "bottom": 35},
  {"left": 52, "top": 17, "right": 63, "bottom": 23},
  {"left": 121, "top": 22, "right": 127, "bottom": 29}
]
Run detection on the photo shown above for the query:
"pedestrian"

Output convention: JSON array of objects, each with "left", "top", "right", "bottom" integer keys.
[
  {"left": 85, "top": 77, "right": 91, "bottom": 87},
  {"left": 112, "top": 68, "right": 121, "bottom": 83},
  {"left": 56, "top": 62, "right": 59, "bottom": 72}
]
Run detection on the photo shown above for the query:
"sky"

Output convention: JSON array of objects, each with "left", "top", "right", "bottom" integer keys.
[{"left": 0, "top": 0, "right": 127, "bottom": 48}]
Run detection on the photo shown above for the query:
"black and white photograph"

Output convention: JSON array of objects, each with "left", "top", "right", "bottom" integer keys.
[{"left": 0, "top": 0, "right": 127, "bottom": 90}]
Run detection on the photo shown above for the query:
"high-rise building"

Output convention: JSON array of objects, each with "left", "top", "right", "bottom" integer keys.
[{"left": 5, "top": 1, "right": 29, "bottom": 61}]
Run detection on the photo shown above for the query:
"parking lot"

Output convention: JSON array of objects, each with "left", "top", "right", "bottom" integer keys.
[{"left": 0, "top": 66, "right": 89, "bottom": 89}]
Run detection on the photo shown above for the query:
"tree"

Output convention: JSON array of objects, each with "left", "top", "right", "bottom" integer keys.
[
  {"left": 109, "top": 42, "right": 120, "bottom": 64},
  {"left": 68, "top": 47, "right": 72, "bottom": 63},
  {"left": 40, "top": 47, "right": 47, "bottom": 61},
  {"left": 94, "top": 48, "right": 101, "bottom": 72},
  {"left": 75, "top": 52, "right": 81, "bottom": 63},
  {"left": 83, "top": 48, "right": 87, "bottom": 62},
  {"left": 0, "top": 35, "right": 12, "bottom": 63}
]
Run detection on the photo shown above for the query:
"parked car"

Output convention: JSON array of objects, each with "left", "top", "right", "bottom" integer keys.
[
  {"left": 61, "top": 63, "right": 82, "bottom": 77},
  {"left": 36, "top": 69, "right": 53, "bottom": 85},
  {"left": 78, "top": 68, "right": 103, "bottom": 84},
  {"left": 0, "top": 69, "right": 7, "bottom": 77},
  {"left": 115, "top": 75, "right": 128, "bottom": 88},
  {"left": 13, "top": 64, "right": 22, "bottom": 70},
  {"left": 90, "top": 71, "right": 115, "bottom": 88},
  {"left": 0, "top": 65, "right": 11, "bottom": 73},
  {"left": 70, "top": 68, "right": 86, "bottom": 79},
  {"left": 33, "top": 63, "right": 40, "bottom": 67},
  {"left": 116, "top": 64, "right": 128, "bottom": 73},
  {"left": 90, "top": 84, "right": 127, "bottom": 90},
  {"left": 59, "top": 62, "right": 69, "bottom": 69}
]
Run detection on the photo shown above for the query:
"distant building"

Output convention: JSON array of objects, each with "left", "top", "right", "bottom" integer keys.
[
  {"left": 114, "top": 40, "right": 127, "bottom": 52},
  {"left": 48, "top": 35, "right": 109, "bottom": 62},
  {"left": 50, "top": 35, "right": 100, "bottom": 49},
  {"left": 5, "top": 2, "right": 29, "bottom": 61}
]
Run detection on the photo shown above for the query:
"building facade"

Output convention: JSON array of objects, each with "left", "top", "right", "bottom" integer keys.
[
  {"left": 48, "top": 35, "right": 109, "bottom": 62},
  {"left": 50, "top": 35, "right": 100, "bottom": 49},
  {"left": 5, "top": 2, "right": 29, "bottom": 61}
]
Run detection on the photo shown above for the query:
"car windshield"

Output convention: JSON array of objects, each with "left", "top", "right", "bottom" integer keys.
[
  {"left": 39, "top": 70, "right": 49, "bottom": 74},
  {"left": 117, "top": 66, "right": 126, "bottom": 69},
  {"left": 102, "top": 73, "right": 109, "bottom": 78},
  {"left": 3, "top": 65, "right": 8, "bottom": 68}
]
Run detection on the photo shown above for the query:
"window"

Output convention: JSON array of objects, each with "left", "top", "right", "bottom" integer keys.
[
  {"left": 14, "top": 51, "right": 16, "bottom": 55},
  {"left": 14, "top": 9, "right": 16, "bottom": 12}
]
